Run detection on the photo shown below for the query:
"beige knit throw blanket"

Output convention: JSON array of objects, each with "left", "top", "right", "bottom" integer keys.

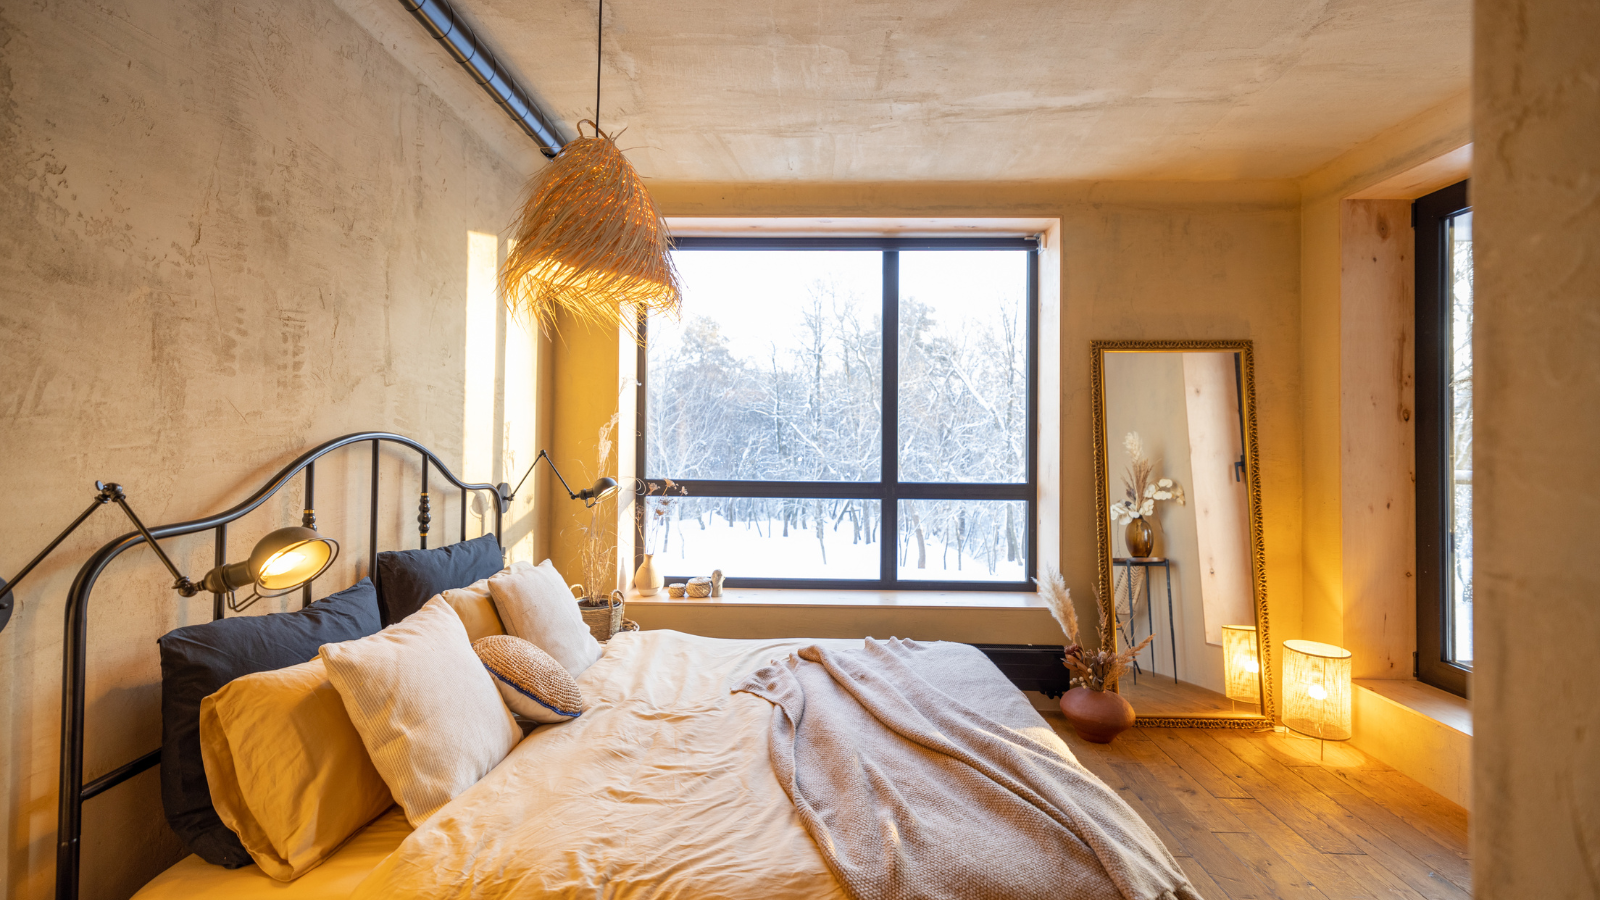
[{"left": 734, "top": 638, "right": 1201, "bottom": 900}]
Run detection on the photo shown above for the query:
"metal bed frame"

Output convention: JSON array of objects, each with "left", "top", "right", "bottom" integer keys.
[{"left": 52, "top": 432, "right": 503, "bottom": 900}]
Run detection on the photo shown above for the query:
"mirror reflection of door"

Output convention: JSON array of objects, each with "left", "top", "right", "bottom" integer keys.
[{"left": 1103, "top": 349, "right": 1261, "bottom": 718}]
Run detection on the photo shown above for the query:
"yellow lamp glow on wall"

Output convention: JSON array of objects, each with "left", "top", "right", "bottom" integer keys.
[
  {"left": 1222, "top": 624, "right": 1262, "bottom": 706},
  {"left": 1282, "top": 639, "right": 1352, "bottom": 752}
]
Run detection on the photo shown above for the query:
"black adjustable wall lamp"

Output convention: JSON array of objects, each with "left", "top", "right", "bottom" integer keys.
[
  {"left": 0, "top": 481, "right": 338, "bottom": 634},
  {"left": 496, "top": 449, "right": 618, "bottom": 514}
]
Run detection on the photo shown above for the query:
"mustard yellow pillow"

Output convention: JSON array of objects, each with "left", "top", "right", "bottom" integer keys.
[
  {"left": 199, "top": 658, "right": 393, "bottom": 881},
  {"left": 439, "top": 575, "right": 506, "bottom": 643}
]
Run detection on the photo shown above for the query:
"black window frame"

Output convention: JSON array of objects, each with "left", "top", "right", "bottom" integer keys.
[
  {"left": 1414, "top": 179, "right": 1471, "bottom": 697},
  {"left": 635, "top": 236, "right": 1040, "bottom": 592}
]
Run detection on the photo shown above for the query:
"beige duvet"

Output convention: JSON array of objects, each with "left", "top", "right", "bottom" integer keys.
[
  {"left": 352, "top": 630, "right": 854, "bottom": 899},
  {"left": 139, "top": 630, "right": 1100, "bottom": 899}
]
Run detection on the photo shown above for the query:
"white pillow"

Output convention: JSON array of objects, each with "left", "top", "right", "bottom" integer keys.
[
  {"left": 487, "top": 560, "right": 603, "bottom": 677},
  {"left": 319, "top": 596, "right": 520, "bottom": 825}
]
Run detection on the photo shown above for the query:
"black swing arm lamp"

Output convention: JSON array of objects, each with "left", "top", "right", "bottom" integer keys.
[
  {"left": 0, "top": 482, "right": 338, "bottom": 635},
  {"left": 497, "top": 449, "right": 618, "bottom": 513}
]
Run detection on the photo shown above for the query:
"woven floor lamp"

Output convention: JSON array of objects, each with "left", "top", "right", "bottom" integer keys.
[{"left": 500, "top": 0, "right": 680, "bottom": 340}]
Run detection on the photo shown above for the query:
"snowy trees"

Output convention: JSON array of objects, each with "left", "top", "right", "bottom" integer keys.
[{"left": 643, "top": 248, "right": 1031, "bottom": 583}]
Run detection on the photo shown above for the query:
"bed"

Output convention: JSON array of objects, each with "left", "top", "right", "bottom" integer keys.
[{"left": 55, "top": 432, "right": 1190, "bottom": 900}]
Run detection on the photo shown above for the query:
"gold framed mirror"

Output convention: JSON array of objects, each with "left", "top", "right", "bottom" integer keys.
[{"left": 1091, "top": 339, "right": 1273, "bottom": 729}]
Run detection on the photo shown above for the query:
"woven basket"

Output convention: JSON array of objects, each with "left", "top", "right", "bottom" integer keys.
[{"left": 579, "top": 590, "right": 627, "bottom": 642}]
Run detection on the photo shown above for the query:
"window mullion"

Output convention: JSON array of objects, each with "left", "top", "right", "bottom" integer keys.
[{"left": 881, "top": 250, "right": 899, "bottom": 587}]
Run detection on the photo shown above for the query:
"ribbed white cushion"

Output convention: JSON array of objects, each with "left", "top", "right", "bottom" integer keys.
[
  {"left": 488, "top": 560, "right": 603, "bottom": 677},
  {"left": 319, "top": 596, "right": 520, "bottom": 825}
]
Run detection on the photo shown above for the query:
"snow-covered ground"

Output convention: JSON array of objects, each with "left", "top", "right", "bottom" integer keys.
[{"left": 648, "top": 513, "right": 1025, "bottom": 582}]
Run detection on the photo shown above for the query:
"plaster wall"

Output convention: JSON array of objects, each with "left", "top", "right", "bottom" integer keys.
[
  {"left": 1472, "top": 0, "right": 1600, "bottom": 893},
  {"left": 547, "top": 180, "right": 1304, "bottom": 704},
  {"left": 0, "top": 2, "right": 541, "bottom": 897}
]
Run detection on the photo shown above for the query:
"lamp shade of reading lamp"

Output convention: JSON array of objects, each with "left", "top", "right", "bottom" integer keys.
[
  {"left": 199, "top": 526, "right": 339, "bottom": 597},
  {"left": 1222, "top": 624, "right": 1262, "bottom": 704},
  {"left": 1282, "top": 639, "right": 1352, "bottom": 742}
]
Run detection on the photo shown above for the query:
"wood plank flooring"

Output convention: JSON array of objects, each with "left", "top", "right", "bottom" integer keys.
[
  {"left": 1120, "top": 676, "right": 1263, "bottom": 719},
  {"left": 1043, "top": 715, "right": 1471, "bottom": 900}
]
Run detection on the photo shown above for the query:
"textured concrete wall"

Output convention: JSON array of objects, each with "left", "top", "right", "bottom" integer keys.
[
  {"left": 1473, "top": 0, "right": 1600, "bottom": 893},
  {"left": 0, "top": 1, "right": 539, "bottom": 897},
  {"left": 549, "top": 181, "right": 1304, "bottom": 702}
]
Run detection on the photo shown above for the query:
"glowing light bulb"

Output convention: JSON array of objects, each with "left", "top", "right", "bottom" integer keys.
[
  {"left": 261, "top": 550, "right": 307, "bottom": 578},
  {"left": 1307, "top": 683, "right": 1327, "bottom": 701}
]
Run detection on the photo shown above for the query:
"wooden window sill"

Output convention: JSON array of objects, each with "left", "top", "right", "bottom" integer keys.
[{"left": 623, "top": 587, "right": 1045, "bottom": 611}]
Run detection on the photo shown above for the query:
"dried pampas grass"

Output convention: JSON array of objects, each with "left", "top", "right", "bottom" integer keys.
[
  {"left": 1036, "top": 569, "right": 1080, "bottom": 647},
  {"left": 1034, "top": 567, "right": 1154, "bottom": 691},
  {"left": 501, "top": 122, "right": 681, "bottom": 342}
]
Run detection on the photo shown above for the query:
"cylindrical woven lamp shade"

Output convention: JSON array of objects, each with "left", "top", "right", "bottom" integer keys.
[
  {"left": 501, "top": 128, "right": 680, "bottom": 341},
  {"left": 1222, "top": 625, "right": 1262, "bottom": 704},
  {"left": 1282, "top": 639, "right": 1352, "bottom": 741}
]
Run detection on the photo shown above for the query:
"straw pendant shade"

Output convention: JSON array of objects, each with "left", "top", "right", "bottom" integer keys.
[
  {"left": 501, "top": 121, "right": 680, "bottom": 341},
  {"left": 1281, "top": 639, "right": 1352, "bottom": 742},
  {"left": 1221, "top": 624, "right": 1262, "bottom": 704}
]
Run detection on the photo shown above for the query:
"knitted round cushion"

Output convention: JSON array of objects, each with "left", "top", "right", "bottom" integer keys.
[{"left": 472, "top": 635, "right": 585, "bottom": 724}]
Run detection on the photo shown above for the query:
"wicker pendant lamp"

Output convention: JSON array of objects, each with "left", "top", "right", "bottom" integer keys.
[{"left": 500, "top": 0, "right": 679, "bottom": 340}]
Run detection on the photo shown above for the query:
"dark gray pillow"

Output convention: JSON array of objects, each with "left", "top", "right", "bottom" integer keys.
[
  {"left": 375, "top": 533, "right": 504, "bottom": 625},
  {"left": 157, "top": 578, "right": 381, "bottom": 867}
]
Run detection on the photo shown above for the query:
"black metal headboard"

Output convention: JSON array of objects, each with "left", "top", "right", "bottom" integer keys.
[{"left": 54, "top": 432, "right": 503, "bottom": 900}]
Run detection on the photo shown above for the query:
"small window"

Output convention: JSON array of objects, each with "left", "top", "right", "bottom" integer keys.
[
  {"left": 637, "top": 237, "right": 1039, "bottom": 590},
  {"left": 1414, "top": 180, "right": 1471, "bottom": 697}
]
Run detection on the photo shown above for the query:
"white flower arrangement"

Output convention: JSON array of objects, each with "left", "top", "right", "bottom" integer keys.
[{"left": 1108, "top": 431, "right": 1185, "bottom": 525}]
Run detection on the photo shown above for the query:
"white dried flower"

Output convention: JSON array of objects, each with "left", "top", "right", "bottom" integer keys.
[
  {"left": 1140, "top": 498, "right": 1155, "bottom": 516},
  {"left": 1158, "top": 478, "right": 1173, "bottom": 488},
  {"left": 1154, "top": 490, "right": 1172, "bottom": 500}
]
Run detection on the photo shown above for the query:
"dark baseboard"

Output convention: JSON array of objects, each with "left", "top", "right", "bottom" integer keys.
[{"left": 972, "top": 643, "right": 1071, "bottom": 698}]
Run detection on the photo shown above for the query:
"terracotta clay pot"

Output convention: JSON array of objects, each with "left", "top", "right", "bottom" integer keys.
[
  {"left": 1060, "top": 686, "right": 1137, "bottom": 744},
  {"left": 1124, "top": 517, "right": 1155, "bottom": 558}
]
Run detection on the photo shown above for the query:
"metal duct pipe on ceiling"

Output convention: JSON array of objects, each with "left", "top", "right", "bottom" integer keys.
[{"left": 399, "top": 0, "right": 566, "bottom": 158}]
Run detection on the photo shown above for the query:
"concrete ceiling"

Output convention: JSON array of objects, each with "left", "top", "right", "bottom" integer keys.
[{"left": 456, "top": 0, "right": 1470, "bottom": 182}]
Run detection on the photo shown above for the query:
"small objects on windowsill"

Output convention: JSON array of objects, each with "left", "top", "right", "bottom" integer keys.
[
  {"left": 667, "top": 583, "right": 686, "bottom": 598},
  {"left": 686, "top": 576, "right": 712, "bottom": 598},
  {"left": 710, "top": 569, "right": 724, "bottom": 597},
  {"left": 633, "top": 554, "right": 663, "bottom": 596}
]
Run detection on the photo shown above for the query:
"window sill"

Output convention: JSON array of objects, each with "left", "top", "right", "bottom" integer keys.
[
  {"left": 623, "top": 586, "right": 1045, "bottom": 611},
  {"left": 1353, "top": 677, "right": 1472, "bottom": 736}
]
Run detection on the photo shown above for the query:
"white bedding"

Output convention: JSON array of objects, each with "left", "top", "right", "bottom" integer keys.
[
  {"left": 352, "top": 630, "right": 853, "bottom": 899},
  {"left": 136, "top": 630, "right": 1084, "bottom": 899}
]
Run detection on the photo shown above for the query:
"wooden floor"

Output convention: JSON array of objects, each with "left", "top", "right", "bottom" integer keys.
[
  {"left": 1043, "top": 715, "right": 1471, "bottom": 900},
  {"left": 1120, "top": 676, "right": 1264, "bottom": 720}
]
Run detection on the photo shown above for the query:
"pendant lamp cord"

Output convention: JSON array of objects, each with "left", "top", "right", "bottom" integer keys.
[{"left": 595, "top": 0, "right": 603, "bottom": 133}]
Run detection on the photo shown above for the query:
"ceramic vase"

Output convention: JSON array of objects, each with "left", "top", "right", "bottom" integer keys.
[
  {"left": 1124, "top": 517, "right": 1155, "bottom": 558},
  {"left": 1059, "top": 686, "right": 1137, "bottom": 744},
  {"left": 633, "top": 554, "right": 664, "bottom": 596}
]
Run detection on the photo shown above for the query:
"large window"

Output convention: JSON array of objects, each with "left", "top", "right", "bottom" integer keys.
[
  {"left": 1415, "top": 180, "right": 1472, "bottom": 696},
  {"left": 638, "top": 237, "right": 1038, "bottom": 590}
]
